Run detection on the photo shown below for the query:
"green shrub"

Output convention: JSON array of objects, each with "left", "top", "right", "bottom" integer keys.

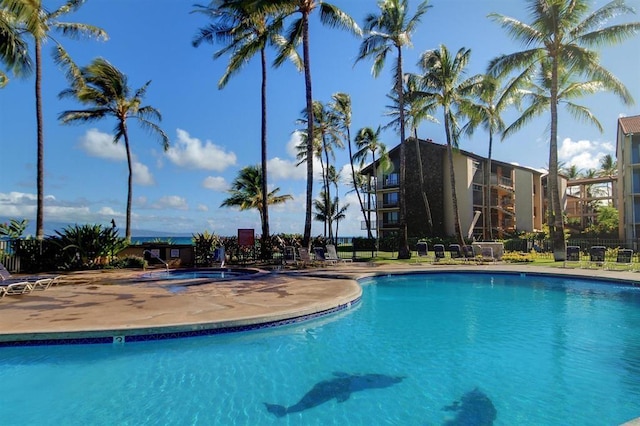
[
  {"left": 113, "top": 255, "right": 147, "bottom": 269},
  {"left": 502, "top": 251, "right": 534, "bottom": 263}
]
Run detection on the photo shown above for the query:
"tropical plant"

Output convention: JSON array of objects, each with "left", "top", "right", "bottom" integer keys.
[
  {"left": 1, "top": 0, "right": 107, "bottom": 239},
  {"left": 356, "top": 0, "right": 431, "bottom": 259},
  {"left": 488, "top": 0, "right": 639, "bottom": 260},
  {"left": 353, "top": 126, "right": 389, "bottom": 239},
  {"left": 58, "top": 57, "right": 169, "bottom": 241},
  {"left": 221, "top": 165, "right": 293, "bottom": 235},
  {"left": 0, "top": 218, "right": 27, "bottom": 239},
  {"left": 0, "top": 3, "right": 30, "bottom": 87},
  {"left": 192, "top": 0, "right": 298, "bottom": 260},
  {"left": 261, "top": 0, "right": 361, "bottom": 249},
  {"left": 410, "top": 45, "right": 484, "bottom": 246},
  {"left": 192, "top": 230, "right": 221, "bottom": 266},
  {"left": 49, "top": 223, "right": 127, "bottom": 269}
]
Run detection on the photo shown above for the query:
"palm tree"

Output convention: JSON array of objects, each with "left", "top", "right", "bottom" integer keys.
[
  {"left": 261, "top": 0, "right": 360, "bottom": 249},
  {"left": 192, "top": 0, "right": 297, "bottom": 260},
  {"left": 356, "top": 0, "right": 431, "bottom": 259},
  {"left": 0, "top": 4, "right": 31, "bottom": 87},
  {"left": 599, "top": 153, "right": 617, "bottom": 199},
  {"left": 353, "top": 126, "right": 389, "bottom": 240},
  {"left": 488, "top": 0, "right": 639, "bottom": 260},
  {"left": 222, "top": 165, "right": 293, "bottom": 228},
  {"left": 58, "top": 58, "right": 169, "bottom": 241},
  {"left": 2, "top": 0, "right": 107, "bottom": 239},
  {"left": 411, "top": 45, "right": 484, "bottom": 246},
  {"left": 462, "top": 75, "right": 516, "bottom": 240},
  {"left": 329, "top": 92, "right": 368, "bottom": 240},
  {"left": 386, "top": 76, "right": 437, "bottom": 232}
]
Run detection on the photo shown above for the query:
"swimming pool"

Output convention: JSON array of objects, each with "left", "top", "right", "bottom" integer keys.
[
  {"left": 141, "top": 268, "right": 259, "bottom": 281},
  {"left": 1, "top": 272, "right": 639, "bottom": 424}
]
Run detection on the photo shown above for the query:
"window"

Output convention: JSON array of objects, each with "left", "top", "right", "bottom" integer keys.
[
  {"left": 383, "top": 192, "right": 398, "bottom": 206},
  {"left": 384, "top": 211, "right": 399, "bottom": 225}
]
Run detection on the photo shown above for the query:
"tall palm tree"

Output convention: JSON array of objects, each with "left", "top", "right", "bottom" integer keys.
[
  {"left": 2, "top": 0, "right": 107, "bottom": 239},
  {"left": 221, "top": 165, "right": 293, "bottom": 226},
  {"left": 462, "top": 75, "right": 516, "bottom": 240},
  {"left": 353, "top": 126, "right": 389, "bottom": 240},
  {"left": 261, "top": 0, "right": 360, "bottom": 249},
  {"left": 356, "top": 0, "right": 431, "bottom": 259},
  {"left": 386, "top": 76, "right": 437, "bottom": 232},
  {"left": 192, "top": 0, "right": 297, "bottom": 260},
  {"left": 0, "top": 4, "right": 31, "bottom": 87},
  {"left": 411, "top": 45, "right": 484, "bottom": 246},
  {"left": 58, "top": 58, "right": 169, "bottom": 241},
  {"left": 488, "top": 0, "right": 638, "bottom": 260},
  {"left": 329, "top": 92, "right": 368, "bottom": 240}
]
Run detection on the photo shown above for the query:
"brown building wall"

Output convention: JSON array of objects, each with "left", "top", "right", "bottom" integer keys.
[{"left": 405, "top": 139, "right": 447, "bottom": 238}]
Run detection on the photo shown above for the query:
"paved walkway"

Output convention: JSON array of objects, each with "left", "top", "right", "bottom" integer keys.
[{"left": 1, "top": 262, "right": 639, "bottom": 344}]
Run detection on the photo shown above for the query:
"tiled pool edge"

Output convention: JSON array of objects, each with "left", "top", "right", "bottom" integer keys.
[{"left": 0, "top": 295, "right": 362, "bottom": 347}]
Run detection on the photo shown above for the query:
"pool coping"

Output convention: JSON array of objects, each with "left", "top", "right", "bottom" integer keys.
[{"left": 1, "top": 263, "right": 639, "bottom": 347}]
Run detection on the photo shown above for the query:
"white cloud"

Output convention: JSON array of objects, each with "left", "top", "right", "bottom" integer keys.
[
  {"left": 559, "top": 137, "right": 613, "bottom": 171},
  {"left": 78, "top": 128, "right": 126, "bottom": 161},
  {"left": 287, "top": 131, "right": 303, "bottom": 158},
  {"left": 151, "top": 195, "right": 189, "bottom": 211},
  {"left": 202, "top": 176, "right": 228, "bottom": 191},
  {"left": 268, "top": 157, "right": 306, "bottom": 180},
  {"left": 133, "top": 162, "right": 155, "bottom": 185},
  {"left": 165, "top": 129, "right": 237, "bottom": 171},
  {"left": 197, "top": 204, "right": 208, "bottom": 212}
]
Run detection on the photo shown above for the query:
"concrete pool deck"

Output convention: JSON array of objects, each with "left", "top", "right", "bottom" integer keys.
[{"left": 1, "top": 262, "right": 639, "bottom": 345}]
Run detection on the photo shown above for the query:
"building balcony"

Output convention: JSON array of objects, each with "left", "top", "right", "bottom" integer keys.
[{"left": 361, "top": 220, "right": 377, "bottom": 230}]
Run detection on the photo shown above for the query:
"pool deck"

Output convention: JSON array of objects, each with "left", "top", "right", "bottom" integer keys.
[{"left": 1, "top": 262, "right": 639, "bottom": 345}]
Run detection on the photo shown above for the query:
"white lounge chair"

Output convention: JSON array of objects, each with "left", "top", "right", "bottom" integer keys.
[
  {"left": 31, "top": 275, "right": 61, "bottom": 291},
  {"left": 313, "top": 247, "right": 338, "bottom": 265},
  {"left": 326, "top": 244, "right": 352, "bottom": 263},
  {"left": 4, "top": 281, "right": 33, "bottom": 295},
  {"left": 0, "top": 261, "right": 13, "bottom": 281}
]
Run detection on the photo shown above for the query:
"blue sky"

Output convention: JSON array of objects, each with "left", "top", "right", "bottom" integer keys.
[{"left": 1, "top": 0, "right": 639, "bottom": 238}]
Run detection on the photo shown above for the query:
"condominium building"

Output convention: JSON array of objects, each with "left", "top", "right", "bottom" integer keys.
[
  {"left": 360, "top": 138, "right": 552, "bottom": 241},
  {"left": 616, "top": 115, "right": 640, "bottom": 241}
]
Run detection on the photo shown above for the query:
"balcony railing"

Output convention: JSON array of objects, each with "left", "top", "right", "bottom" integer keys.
[{"left": 361, "top": 220, "right": 377, "bottom": 230}]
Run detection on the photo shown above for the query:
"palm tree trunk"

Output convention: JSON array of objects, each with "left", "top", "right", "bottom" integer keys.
[
  {"left": 486, "top": 131, "right": 493, "bottom": 240},
  {"left": 35, "top": 38, "right": 44, "bottom": 240},
  {"left": 322, "top": 135, "right": 333, "bottom": 242},
  {"left": 260, "top": 47, "right": 270, "bottom": 260},
  {"left": 549, "top": 57, "right": 565, "bottom": 261},
  {"left": 348, "top": 129, "right": 371, "bottom": 238},
  {"left": 302, "top": 13, "right": 313, "bottom": 249},
  {"left": 123, "top": 128, "right": 133, "bottom": 242},
  {"left": 396, "top": 47, "right": 410, "bottom": 259},
  {"left": 413, "top": 130, "right": 432, "bottom": 231},
  {"left": 444, "top": 112, "right": 464, "bottom": 246}
]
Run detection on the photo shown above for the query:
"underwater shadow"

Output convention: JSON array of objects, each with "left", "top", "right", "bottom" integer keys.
[
  {"left": 443, "top": 387, "right": 497, "bottom": 426},
  {"left": 264, "top": 372, "right": 404, "bottom": 417}
]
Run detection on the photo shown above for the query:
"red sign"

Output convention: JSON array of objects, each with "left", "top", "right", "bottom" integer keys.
[{"left": 238, "top": 229, "right": 255, "bottom": 246}]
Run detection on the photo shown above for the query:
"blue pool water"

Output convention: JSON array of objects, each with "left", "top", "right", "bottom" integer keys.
[
  {"left": 141, "top": 268, "right": 258, "bottom": 281},
  {"left": 1, "top": 272, "right": 640, "bottom": 425}
]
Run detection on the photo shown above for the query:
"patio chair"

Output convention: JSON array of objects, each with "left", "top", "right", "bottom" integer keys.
[
  {"left": 586, "top": 246, "right": 606, "bottom": 268},
  {"left": 282, "top": 246, "right": 299, "bottom": 266},
  {"left": 605, "top": 249, "right": 634, "bottom": 271},
  {"left": 313, "top": 247, "right": 338, "bottom": 265},
  {"left": 297, "top": 247, "right": 315, "bottom": 266},
  {"left": 433, "top": 244, "right": 446, "bottom": 262},
  {"left": 326, "top": 244, "right": 352, "bottom": 263},
  {"left": 563, "top": 246, "right": 581, "bottom": 268},
  {"left": 462, "top": 245, "right": 475, "bottom": 261},
  {"left": 31, "top": 275, "right": 61, "bottom": 291},
  {"left": 0, "top": 261, "right": 13, "bottom": 281},
  {"left": 414, "top": 242, "right": 429, "bottom": 263},
  {"left": 4, "top": 280, "right": 33, "bottom": 296},
  {"left": 449, "top": 244, "right": 463, "bottom": 261}
]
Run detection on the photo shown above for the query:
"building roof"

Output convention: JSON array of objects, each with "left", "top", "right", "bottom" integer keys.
[{"left": 618, "top": 115, "right": 640, "bottom": 135}]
